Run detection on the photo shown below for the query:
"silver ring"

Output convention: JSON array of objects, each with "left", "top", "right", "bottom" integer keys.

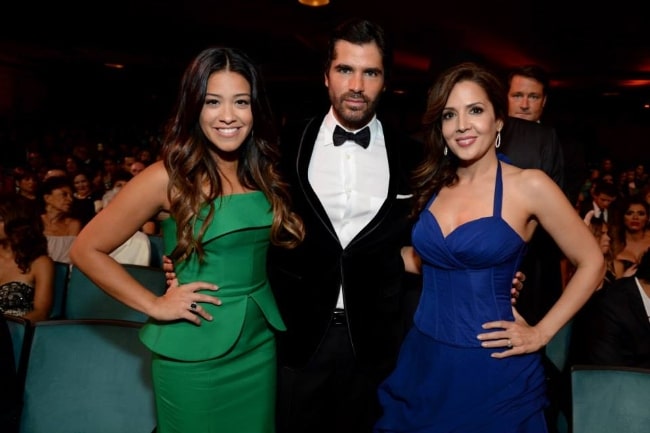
[
  {"left": 507, "top": 339, "right": 513, "bottom": 349},
  {"left": 190, "top": 302, "right": 198, "bottom": 311}
]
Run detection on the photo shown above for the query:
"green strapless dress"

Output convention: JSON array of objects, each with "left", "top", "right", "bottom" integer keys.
[{"left": 140, "top": 191, "right": 286, "bottom": 433}]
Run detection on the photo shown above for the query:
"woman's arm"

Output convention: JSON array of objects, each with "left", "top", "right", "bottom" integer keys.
[
  {"left": 69, "top": 161, "right": 220, "bottom": 325},
  {"left": 480, "top": 169, "right": 604, "bottom": 357},
  {"left": 23, "top": 255, "right": 55, "bottom": 322}
]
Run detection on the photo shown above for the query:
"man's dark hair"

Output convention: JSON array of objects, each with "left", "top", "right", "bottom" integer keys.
[
  {"left": 325, "top": 18, "right": 393, "bottom": 83},
  {"left": 592, "top": 180, "right": 618, "bottom": 198},
  {"left": 507, "top": 64, "right": 550, "bottom": 95}
]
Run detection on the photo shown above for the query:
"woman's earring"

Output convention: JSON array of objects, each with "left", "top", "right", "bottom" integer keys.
[
  {"left": 495, "top": 131, "right": 501, "bottom": 149},
  {"left": 444, "top": 146, "right": 448, "bottom": 156}
]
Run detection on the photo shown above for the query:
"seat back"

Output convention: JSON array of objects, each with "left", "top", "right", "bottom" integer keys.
[
  {"left": 19, "top": 319, "right": 156, "bottom": 433},
  {"left": 147, "top": 234, "right": 164, "bottom": 268},
  {"left": 571, "top": 365, "right": 650, "bottom": 433},
  {"left": 3, "top": 314, "right": 32, "bottom": 373},
  {"left": 66, "top": 264, "right": 166, "bottom": 322},
  {"left": 50, "top": 261, "right": 70, "bottom": 319}
]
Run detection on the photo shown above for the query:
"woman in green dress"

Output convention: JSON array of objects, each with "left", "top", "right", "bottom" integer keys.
[{"left": 70, "top": 47, "right": 304, "bottom": 433}]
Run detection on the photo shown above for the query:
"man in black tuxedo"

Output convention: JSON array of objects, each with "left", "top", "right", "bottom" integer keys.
[{"left": 268, "top": 19, "right": 423, "bottom": 433}]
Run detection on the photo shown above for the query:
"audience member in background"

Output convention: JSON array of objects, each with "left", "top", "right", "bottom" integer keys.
[
  {"left": 634, "top": 163, "right": 647, "bottom": 189},
  {"left": 0, "top": 193, "right": 54, "bottom": 322},
  {"left": 578, "top": 179, "right": 618, "bottom": 224},
  {"left": 581, "top": 248, "right": 650, "bottom": 368},
  {"left": 137, "top": 148, "right": 154, "bottom": 166},
  {"left": 567, "top": 210, "right": 620, "bottom": 291},
  {"left": 13, "top": 167, "right": 42, "bottom": 217},
  {"left": 71, "top": 170, "right": 102, "bottom": 226},
  {"left": 101, "top": 156, "right": 119, "bottom": 191},
  {"left": 42, "top": 167, "right": 67, "bottom": 181},
  {"left": 506, "top": 64, "right": 548, "bottom": 123},
  {"left": 129, "top": 161, "right": 146, "bottom": 177},
  {"left": 121, "top": 154, "right": 137, "bottom": 172},
  {"left": 64, "top": 155, "right": 82, "bottom": 177},
  {"left": 70, "top": 46, "right": 304, "bottom": 433},
  {"left": 40, "top": 176, "right": 81, "bottom": 264},
  {"left": 101, "top": 169, "right": 133, "bottom": 210},
  {"left": 612, "top": 196, "right": 650, "bottom": 277},
  {"left": 619, "top": 166, "right": 640, "bottom": 199}
]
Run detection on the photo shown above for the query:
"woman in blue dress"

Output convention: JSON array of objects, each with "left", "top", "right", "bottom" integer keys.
[{"left": 374, "top": 62, "right": 605, "bottom": 432}]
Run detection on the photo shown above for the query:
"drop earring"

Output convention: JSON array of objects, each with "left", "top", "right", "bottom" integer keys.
[
  {"left": 444, "top": 146, "right": 448, "bottom": 156},
  {"left": 495, "top": 131, "right": 501, "bottom": 149}
]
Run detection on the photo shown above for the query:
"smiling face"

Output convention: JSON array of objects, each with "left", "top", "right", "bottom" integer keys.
[
  {"left": 442, "top": 80, "right": 503, "bottom": 163},
  {"left": 73, "top": 173, "right": 91, "bottom": 195},
  {"left": 199, "top": 70, "right": 253, "bottom": 156},
  {"left": 325, "top": 40, "right": 384, "bottom": 130}
]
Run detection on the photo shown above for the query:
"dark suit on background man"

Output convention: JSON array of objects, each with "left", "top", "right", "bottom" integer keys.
[
  {"left": 268, "top": 113, "right": 422, "bottom": 433},
  {"left": 583, "top": 277, "right": 650, "bottom": 368},
  {"left": 500, "top": 116, "right": 565, "bottom": 326}
]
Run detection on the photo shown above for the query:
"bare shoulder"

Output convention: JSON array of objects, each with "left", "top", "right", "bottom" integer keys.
[
  {"left": 503, "top": 164, "right": 555, "bottom": 193},
  {"left": 32, "top": 254, "right": 55, "bottom": 273},
  {"left": 138, "top": 160, "right": 168, "bottom": 182},
  {"left": 123, "top": 161, "right": 169, "bottom": 194}
]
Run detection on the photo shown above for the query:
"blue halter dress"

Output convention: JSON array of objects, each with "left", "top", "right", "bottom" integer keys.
[{"left": 375, "top": 162, "right": 548, "bottom": 432}]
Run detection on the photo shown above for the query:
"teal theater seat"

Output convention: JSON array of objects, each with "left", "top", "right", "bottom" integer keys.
[
  {"left": 571, "top": 365, "right": 650, "bottom": 433},
  {"left": 19, "top": 319, "right": 156, "bottom": 433},
  {"left": 66, "top": 264, "right": 166, "bottom": 322}
]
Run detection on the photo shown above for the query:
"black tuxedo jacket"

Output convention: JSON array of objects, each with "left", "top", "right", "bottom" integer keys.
[
  {"left": 500, "top": 116, "right": 565, "bottom": 191},
  {"left": 584, "top": 277, "right": 650, "bottom": 368},
  {"left": 268, "top": 114, "right": 422, "bottom": 374}
]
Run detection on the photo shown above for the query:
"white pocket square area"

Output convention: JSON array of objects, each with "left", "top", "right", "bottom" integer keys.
[{"left": 396, "top": 194, "right": 413, "bottom": 199}]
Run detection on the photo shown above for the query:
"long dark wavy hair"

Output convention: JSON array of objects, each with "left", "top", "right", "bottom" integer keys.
[
  {"left": 0, "top": 193, "right": 48, "bottom": 273},
  {"left": 162, "top": 47, "right": 304, "bottom": 262},
  {"left": 410, "top": 62, "right": 507, "bottom": 218}
]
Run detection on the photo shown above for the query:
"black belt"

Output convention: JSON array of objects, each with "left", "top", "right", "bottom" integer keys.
[{"left": 331, "top": 308, "right": 346, "bottom": 326}]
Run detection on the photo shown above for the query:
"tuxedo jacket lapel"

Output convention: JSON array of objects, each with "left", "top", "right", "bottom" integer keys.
[{"left": 295, "top": 116, "right": 339, "bottom": 242}]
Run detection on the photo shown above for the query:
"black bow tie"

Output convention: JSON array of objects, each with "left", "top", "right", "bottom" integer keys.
[{"left": 332, "top": 125, "right": 371, "bottom": 148}]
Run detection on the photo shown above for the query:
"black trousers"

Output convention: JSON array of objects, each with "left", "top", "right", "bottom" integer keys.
[{"left": 276, "top": 322, "right": 381, "bottom": 433}]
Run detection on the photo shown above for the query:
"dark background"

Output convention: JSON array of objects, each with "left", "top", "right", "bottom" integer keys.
[{"left": 1, "top": 0, "right": 649, "bottom": 169}]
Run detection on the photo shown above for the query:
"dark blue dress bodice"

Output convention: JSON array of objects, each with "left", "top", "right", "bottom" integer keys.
[{"left": 413, "top": 162, "right": 528, "bottom": 346}]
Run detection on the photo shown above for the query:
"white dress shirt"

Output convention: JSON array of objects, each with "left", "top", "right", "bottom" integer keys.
[
  {"left": 308, "top": 108, "right": 389, "bottom": 309},
  {"left": 591, "top": 202, "right": 608, "bottom": 222}
]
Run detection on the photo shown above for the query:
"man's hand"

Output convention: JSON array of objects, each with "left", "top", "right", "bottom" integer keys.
[
  {"left": 511, "top": 271, "right": 525, "bottom": 305},
  {"left": 162, "top": 255, "right": 179, "bottom": 287}
]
